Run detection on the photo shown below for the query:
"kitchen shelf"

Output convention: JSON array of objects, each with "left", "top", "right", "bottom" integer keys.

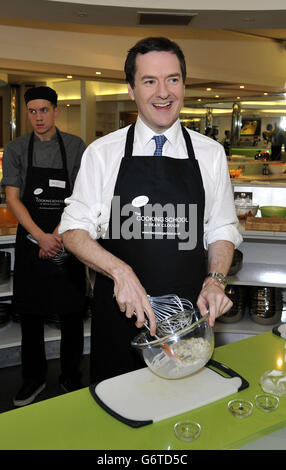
[
  {"left": 227, "top": 262, "right": 286, "bottom": 288},
  {"left": 240, "top": 228, "right": 286, "bottom": 241},
  {"left": 0, "top": 224, "right": 284, "bottom": 360},
  {"left": 0, "top": 313, "right": 274, "bottom": 357},
  {"left": 0, "top": 276, "right": 13, "bottom": 297},
  {"left": 214, "top": 315, "right": 276, "bottom": 335},
  {"left": 0, "top": 317, "right": 92, "bottom": 367},
  {"left": 232, "top": 179, "right": 286, "bottom": 191},
  {"left": 0, "top": 317, "right": 92, "bottom": 350},
  {"left": 0, "top": 234, "right": 16, "bottom": 246}
]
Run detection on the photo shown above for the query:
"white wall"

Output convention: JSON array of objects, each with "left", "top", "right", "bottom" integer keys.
[{"left": 56, "top": 105, "right": 81, "bottom": 138}]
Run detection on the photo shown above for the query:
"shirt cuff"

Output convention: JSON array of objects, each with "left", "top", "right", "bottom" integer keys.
[
  {"left": 59, "top": 201, "right": 110, "bottom": 241},
  {"left": 58, "top": 219, "right": 99, "bottom": 240},
  {"left": 204, "top": 224, "right": 243, "bottom": 250}
]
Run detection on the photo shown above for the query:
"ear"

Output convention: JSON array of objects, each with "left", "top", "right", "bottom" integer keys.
[
  {"left": 54, "top": 106, "right": 59, "bottom": 117},
  {"left": 127, "top": 84, "right": 135, "bottom": 101}
]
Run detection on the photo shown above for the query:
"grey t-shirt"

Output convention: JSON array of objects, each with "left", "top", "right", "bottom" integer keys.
[{"left": 1, "top": 130, "right": 86, "bottom": 198}]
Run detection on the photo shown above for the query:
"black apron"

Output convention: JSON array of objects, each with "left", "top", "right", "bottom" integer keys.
[
  {"left": 91, "top": 124, "right": 206, "bottom": 382},
  {"left": 13, "top": 129, "right": 86, "bottom": 317}
]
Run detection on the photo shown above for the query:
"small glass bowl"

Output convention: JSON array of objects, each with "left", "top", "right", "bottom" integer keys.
[
  {"left": 174, "top": 421, "right": 201, "bottom": 442},
  {"left": 255, "top": 394, "right": 279, "bottom": 412},
  {"left": 260, "top": 370, "right": 286, "bottom": 397},
  {"left": 228, "top": 399, "right": 253, "bottom": 418}
]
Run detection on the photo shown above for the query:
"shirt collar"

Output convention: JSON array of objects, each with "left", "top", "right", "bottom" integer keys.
[{"left": 135, "top": 116, "right": 182, "bottom": 147}]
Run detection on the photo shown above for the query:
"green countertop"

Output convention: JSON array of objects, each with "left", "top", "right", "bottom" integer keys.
[
  {"left": 231, "top": 147, "right": 269, "bottom": 158},
  {"left": 0, "top": 331, "right": 285, "bottom": 450}
]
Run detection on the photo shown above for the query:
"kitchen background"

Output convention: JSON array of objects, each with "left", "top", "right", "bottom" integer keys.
[{"left": 0, "top": 0, "right": 286, "bottom": 381}]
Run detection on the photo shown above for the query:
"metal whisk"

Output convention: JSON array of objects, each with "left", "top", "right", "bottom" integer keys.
[{"left": 147, "top": 294, "right": 194, "bottom": 322}]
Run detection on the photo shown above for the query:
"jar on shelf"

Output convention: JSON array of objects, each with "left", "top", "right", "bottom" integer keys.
[
  {"left": 250, "top": 286, "right": 283, "bottom": 325},
  {"left": 217, "top": 285, "right": 247, "bottom": 323}
]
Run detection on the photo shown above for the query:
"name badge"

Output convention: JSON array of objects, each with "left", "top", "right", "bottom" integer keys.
[{"left": 49, "top": 179, "right": 66, "bottom": 189}]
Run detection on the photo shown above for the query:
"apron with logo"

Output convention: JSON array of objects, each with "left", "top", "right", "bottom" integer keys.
[
  {"left": 91, "top": 123, "right": 206, "bottom": 382},
  {"left": 13, "top": 129, "right": 86, "bottom": 317}
]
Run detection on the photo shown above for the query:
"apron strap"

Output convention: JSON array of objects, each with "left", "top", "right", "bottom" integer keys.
[
  {"left": 181, "top": 124, "right": 196, "bottom": 160},
  {"left": 181, "top": 124, "right": 205, "bottom": 188},
  {"left": 124, "top": 123, "right": 135, "bottom": 158},
  {"left": 56, "top": 128, "right": 70, "bottom": 194},
  {"left": 27, "top": 129, "right": 70, "bottom": 194},
  {"left": 27, "top": 131, "right": 34, "bottom": 168}
]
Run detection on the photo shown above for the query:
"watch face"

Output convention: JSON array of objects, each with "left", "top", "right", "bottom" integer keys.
[{"left": 207, "top": 273, "right": 226, "bottom": 286}]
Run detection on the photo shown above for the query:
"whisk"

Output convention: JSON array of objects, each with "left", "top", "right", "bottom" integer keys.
[
  {"left": 147, "top": 294, "right": 194, "bottom": 322},
  {"left": 140, "top": 294, "right": 194, "bottom": 362}
]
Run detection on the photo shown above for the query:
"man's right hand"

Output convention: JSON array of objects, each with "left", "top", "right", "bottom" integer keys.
[
  {"left": 113, "top": 265, "right": 157, "bottom": 336},
  {"left": 61, "top": 229, "right": 157, "bottom": 335}
]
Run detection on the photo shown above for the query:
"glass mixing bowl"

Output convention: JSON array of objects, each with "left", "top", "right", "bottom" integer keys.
[{"left": 131, "top": 310, "right": 214, "bottom": 379}]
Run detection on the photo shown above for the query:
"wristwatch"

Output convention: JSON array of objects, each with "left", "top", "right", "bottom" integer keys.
[{"left": 206, "top": 272, "right": 227, "bottom": 288}]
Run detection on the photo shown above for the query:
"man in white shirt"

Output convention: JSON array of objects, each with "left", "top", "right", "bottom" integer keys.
[{"left": 59, "top": 37, "right": 242, "bottom": 382}]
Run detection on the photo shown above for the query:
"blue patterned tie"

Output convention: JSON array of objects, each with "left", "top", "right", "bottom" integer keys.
[{"left": 152, "top": 135, "right": 167, "bottom": 156}]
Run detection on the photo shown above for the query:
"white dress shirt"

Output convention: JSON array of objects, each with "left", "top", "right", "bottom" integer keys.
[{"left": 59, "top": 117, "right": 242, "bottom": 249}]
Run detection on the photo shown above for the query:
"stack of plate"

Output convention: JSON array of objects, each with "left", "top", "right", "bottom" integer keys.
[
  {"left": 250, "top": 287, "right": 283, "bottom": 325},
  {"left": 218, "top": 285, "right": 247, "bottom": 323}
]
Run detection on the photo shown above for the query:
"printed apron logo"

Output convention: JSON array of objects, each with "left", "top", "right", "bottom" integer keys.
[
  {"left": 132, "top": 195, "right": 149, "bottom": 207},
  {"left": 34, "top": 188, "right": 43, "bottom": 195},
  {"left": 35, "top": 196, "right": 65, "bottom": 210},
  {"left": 105, "top": 196, "right": 197, "bottom": 251}
]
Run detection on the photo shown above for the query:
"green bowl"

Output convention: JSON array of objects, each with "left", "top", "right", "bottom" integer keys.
[{"left": 260, "top": 206, "right": 286, "bottom": 218}]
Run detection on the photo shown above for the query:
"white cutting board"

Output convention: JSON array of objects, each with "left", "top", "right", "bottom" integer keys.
[{"left": 92, "top": 365, "right": 243, "bottom": 426}]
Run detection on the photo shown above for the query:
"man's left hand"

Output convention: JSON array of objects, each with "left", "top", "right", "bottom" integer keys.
[{"left": 196, "top": 278, "right": 233, "bottom": 327}]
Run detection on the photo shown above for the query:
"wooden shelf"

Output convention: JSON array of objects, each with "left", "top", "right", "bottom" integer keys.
[{"left": 238, "top": 223, "right": 286, "bottom": 241}]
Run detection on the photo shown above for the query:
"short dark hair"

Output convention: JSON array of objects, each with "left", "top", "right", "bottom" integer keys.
[{"left": 124, "top": 37, "right": 186, "bottom": 88}]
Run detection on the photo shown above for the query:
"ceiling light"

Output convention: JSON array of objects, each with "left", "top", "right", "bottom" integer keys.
[
  {"left": 215, "top": 95, "right": 220, "bottom": 98},
  {"left": 197, "top": 99, "right": 202, "bottom": 102},
  {"left": 236, "top": 96, "right": 241, "bottom": 100},
  {"left": 95, "top": 71, "right": 102, "bottom": 75},
  {"left": 239, "top": 85, "right": 245, "bottom": 89},
  {"left": 66, "top": 104, "right": 70, "bottom": 107},
  {"left": 206, "top": 88, "right": 212, "bottom": 91},
  {"left": 264, "top": 92, "right": 268, "bottom": 95},
  {"left": 66, "top": 75, "right": 73, "bottom": 79}
]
